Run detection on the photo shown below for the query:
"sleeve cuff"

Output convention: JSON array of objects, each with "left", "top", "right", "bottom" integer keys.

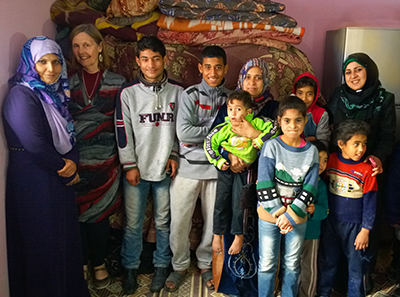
[{"left": 284, "top": 212, "right": 297, "bottom": 226}]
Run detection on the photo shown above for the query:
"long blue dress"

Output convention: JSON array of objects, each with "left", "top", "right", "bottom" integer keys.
[{"left": 3, "top": 85, "right": 90, "bottom": 297}]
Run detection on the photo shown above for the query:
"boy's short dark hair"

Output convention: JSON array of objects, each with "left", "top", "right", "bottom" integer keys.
[
  {"left": 136, "top": 36, "right": 166, "bottom": 58},
  {"left": 294, "top": 76, "right": 317, "bottom": 95},
  {"left": 334, "top": 120, "right": 370, "bottom": 144},
  {"left": 226, "top": 90, "right": 252, "bottom": 109},
  {"left": 277, "top": 95, "right": 307, "bottom": 118},
  {"left": 201, "top": 46, "right": 227, "bottom": 65},
  {"left": 311, "top": 140, "right": 328, "bottom": 154}
]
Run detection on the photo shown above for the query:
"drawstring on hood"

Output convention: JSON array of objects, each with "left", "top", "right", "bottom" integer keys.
[{"left": 138, "top": 69, "right": 168, "bottom": 110}]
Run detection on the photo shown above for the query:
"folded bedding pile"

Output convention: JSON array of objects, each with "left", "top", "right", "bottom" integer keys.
[
  {"left": 156, "top": 0, "right": 304, "bottom": 49},
  {"left": 154, "top": 0, "right": 313, "bottom": 99}
]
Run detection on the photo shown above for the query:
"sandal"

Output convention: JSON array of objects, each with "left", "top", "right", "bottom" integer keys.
[
  {"left": 201, "top": 270, "right": 215, "bottom": 290},
  {"left": 93, "top": 266, "right": 110, "bottom": 290},
  {"left": 164, "top": 271, "right": 186, "bottom": 292}
]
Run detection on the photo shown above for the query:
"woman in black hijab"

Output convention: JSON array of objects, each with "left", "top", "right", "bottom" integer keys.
[{"left": 327, "top": 52, "right": 396, "bottom": 174}]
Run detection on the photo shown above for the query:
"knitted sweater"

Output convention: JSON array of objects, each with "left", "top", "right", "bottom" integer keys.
[
  {"left": 115, "top": 77, "right": 183, "bottom": 182},
  {"left": 305, "top": 178, "right": 329, "bottom": 240},
  {"left": 325, "top": 152, "right": 377, "bottom": 230},
  {"left": 176, "top": 78, "right": 230, "bottom": 180},
  {"left": 257, "top": 137, "right": 319, "bottom": 225},
  {"left": 204, "top": 113, "right": 279, "bottom": 169}
]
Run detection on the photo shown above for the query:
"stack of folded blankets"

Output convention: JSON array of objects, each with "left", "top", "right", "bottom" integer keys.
[
  {"left": 155, "top": 0, "right": 313, "bottom": 99},
  {"left": 156, "top": 0, "right": 304, "bottom": 50}
]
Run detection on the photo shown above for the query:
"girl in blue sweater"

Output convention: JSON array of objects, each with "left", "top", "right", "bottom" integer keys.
[{"left": 256, "top": 96, "right": 319, "bottom": 297}]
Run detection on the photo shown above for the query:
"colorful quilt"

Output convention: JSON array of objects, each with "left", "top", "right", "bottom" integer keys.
[
  {"left": 158, "top": 0, "right": 285, "bottom": 12},
  {"left": 157, "top": 14, "right": 305, "bottom": 36},
  {"left": 106, "top": 0, "right": 159, "bottom": 17},
  {"left": 157, "top": 28, "right": 302, "bottom": 49},
  {"left": 158, "top": 6, "right": 297, "bottom": 26}
]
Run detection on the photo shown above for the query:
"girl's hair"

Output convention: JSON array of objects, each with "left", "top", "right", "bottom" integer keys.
[
  {"left": 70, "top": 24, "right": 110, "bottom": 70},
  {"left": 277, "top": 95, "right": 307, "bottom": 118},
  {"left": 334, "top": 119, "right": 370, "bottom": 144},
  {"left": 226, "top": 90, "right": 252, "bottom": 109},
  {"left": 311, "top": 140, "right": 328, "bottom": 154},
  {"left": 294, "top": 76, "right": 317, "bottom": 95}
]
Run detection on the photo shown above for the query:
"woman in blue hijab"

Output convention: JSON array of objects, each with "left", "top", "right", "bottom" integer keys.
[{"left": 3, "top": 36, "right": 89, "bottom": 297}]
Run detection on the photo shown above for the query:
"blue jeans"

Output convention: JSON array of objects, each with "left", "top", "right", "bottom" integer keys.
[
  {"left": 121, "top": 176, "right": 172, "bottom": 269},
  {"left": 258, "top": 219, "right": 306, "bottom": 297}
]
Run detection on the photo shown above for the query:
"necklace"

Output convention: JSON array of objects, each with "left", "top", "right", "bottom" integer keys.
[{"left": 82, "top": 70, "right": 101, "bottom": 101}]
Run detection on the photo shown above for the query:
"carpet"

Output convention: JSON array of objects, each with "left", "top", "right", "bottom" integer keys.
[
  {"left": 88, "top": 265, "right": 227, "bottom": 297},
  {"left": 89, "top": 242, "right": 400, "bottom": 297}
]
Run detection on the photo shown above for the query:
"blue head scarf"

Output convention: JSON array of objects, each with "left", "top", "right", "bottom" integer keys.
[{"left": 10, "top": 36, "right": 76, "bottom": 154}]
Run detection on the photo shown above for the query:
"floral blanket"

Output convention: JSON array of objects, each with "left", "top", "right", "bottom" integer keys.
[
  {"left": 157, "top": 28, "right": 302, "bottom": 49},
  {"left": 158, "top": 0, "right": 285, "bottom": 12},
  {"left": 157, "top": 14, "right": 305, "bottom": 36},
  {"left": 158, "top": 5, "right": 297, "bottom": 26}
]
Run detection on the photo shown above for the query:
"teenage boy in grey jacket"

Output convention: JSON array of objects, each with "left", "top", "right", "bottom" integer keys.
[
  {"left": 115, "top": 36, "right": 183, "bottom": 295},
  {"left": 164, "top": 46, "right": 230, "bottom": 292}
]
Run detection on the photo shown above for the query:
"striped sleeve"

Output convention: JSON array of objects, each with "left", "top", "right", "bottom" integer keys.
[
  {"left": 115, "top": 82, "right": 138, "bottom": 170},
  {"left": 204, "top": 123, "right": 229, "bottom": 170}
]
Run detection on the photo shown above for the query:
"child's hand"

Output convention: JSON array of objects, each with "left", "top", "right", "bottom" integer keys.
[
  {"left": 251, "top": 139, "right": 260, "bottom": 149},
  {"left": 354, "top": 228, "right": 370, "bottom": 251},
  {"left": 306, "top": 203, "right": 315, "bottom": 215},
  {"left": 221, "top": 163, "right": 230, "bottom": 171},
  {"left": 276, "top": 215, "right": 293, "bottom": 234}
]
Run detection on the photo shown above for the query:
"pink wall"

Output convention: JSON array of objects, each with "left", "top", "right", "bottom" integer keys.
[
  {"left": 0, "top": 0, "right": 399, "bottom": 295},
  {"left": 283, "top": 0, "right": 400, "bottom": 92},
  {"left": 0, "top": 0, "right": 56, "bottom": 296}
]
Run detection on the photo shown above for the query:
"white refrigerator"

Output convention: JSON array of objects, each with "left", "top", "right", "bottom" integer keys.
[{"left": 322, "top": 27, "right": 400, "bottom": 140}]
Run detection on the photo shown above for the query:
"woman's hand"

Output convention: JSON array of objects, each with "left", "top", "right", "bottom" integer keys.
[
  {"left": 354, "top": 228, "right": 370, "bottom": 251},
  {"left": 276, "top": 215, "right": 293, "bottom": 234},
  {"left": 228, "top": 153, "right": 247, "bottom": 173},
  {"left": 57, "top": 158, "right": 77, "bottom": 178},
  {"left": 231, "top": 115, "right": 262, "bottom": 139},
  {"left": 66, "top": 174, "right": 80, "bottom": 186},
  {"left": 364, "top": 155, "right": 383, "bottom": 176}
]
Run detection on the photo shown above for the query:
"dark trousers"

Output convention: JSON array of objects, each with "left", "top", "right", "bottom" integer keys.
[
  {"left": 213, "top": 169, "right": 248, "bottom": 235},
  {"left": 392, "top": 226, "right": 400, "bottom": 274},
  {"left": 80, "top": 218, "right": 110, "bottom": 267},
  {"left": 318, "top": 217, "right": 372, "bottom": 297}
]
